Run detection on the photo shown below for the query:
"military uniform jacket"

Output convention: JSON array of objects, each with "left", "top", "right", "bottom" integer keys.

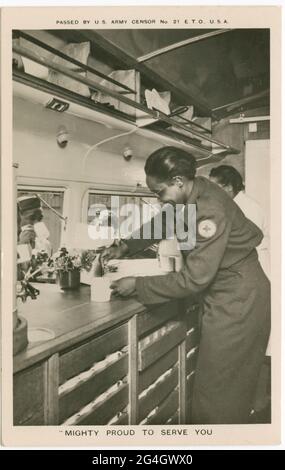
[
  {"left": 124, "top": 176, "right": 270, "bottom": 423},
  {"left": 125, "top": 176, "right": 263, "bottom": 304}
]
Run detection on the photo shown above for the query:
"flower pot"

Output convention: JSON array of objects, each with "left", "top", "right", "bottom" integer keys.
[{"left": 57, "top": 269, "right": 80, "bottom": 290}]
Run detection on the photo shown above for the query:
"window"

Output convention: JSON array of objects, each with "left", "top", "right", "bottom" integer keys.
[{"left": 87, "top": 191, "right": 158, "bottom": 239}]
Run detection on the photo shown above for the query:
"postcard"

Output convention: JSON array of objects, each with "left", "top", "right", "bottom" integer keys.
[{"left": 1, "top": 5, "right": 282, "bottom": 447}]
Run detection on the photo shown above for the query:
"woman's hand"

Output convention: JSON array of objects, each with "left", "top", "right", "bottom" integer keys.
[
  {"left": 101, "top": 240, "right": 129, "bottom": 262},
  {"left": 110, "top": 277, "right": 136, "bottom": 297}
]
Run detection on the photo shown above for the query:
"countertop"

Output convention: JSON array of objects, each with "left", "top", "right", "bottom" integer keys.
[{"left": 14, "top": 283, "right": 147, "bottom": 373}]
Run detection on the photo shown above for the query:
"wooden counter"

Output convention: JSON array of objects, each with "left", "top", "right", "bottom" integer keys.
[
  {"left": 14, "top": 283, "right": 200, "bottom": 426},
  {"left": 14, "top": 284, "right": 147, "bottom": 373}
]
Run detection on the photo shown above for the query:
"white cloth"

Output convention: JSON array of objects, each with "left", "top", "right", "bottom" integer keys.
[
  {"left": 21, "top": 224, "right": 34, "bottom": 232},
  {"left": 234, "top": 191, "right": 271, "bottom": 355},
  {"left": 234, "top": 191, "right": 270, "bottom": 278},
  {"left": 34, "top": 222, "right": 52, "bottom": 256}
]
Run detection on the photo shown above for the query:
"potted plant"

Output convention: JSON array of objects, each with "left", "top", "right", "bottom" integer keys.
[
  {"left": 80, "top": 249, "right": 101, "bottom": 284},
  {"left": 52, "top": 247, "right": 82, "bottom": 290},
  {"left": 80, "top": 249, "right": 118, "bottom": 284},
  {"left": 15, "top": 248, "right": 53, "bottom": 355},
  {"left": 80, "top": 249, "right": 98, "bottom": 273}
]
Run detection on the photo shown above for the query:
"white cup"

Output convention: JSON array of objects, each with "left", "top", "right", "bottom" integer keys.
[
  {"left": 91, "top": 278, "right": 111, "bottom": 302},
  {"left": 158, "top": 254, "right": 175, "bottom": 272}
]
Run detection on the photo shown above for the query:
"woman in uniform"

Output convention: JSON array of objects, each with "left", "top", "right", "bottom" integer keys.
[
  {"left": 102, "top": 146, "right": 270, "bottom": 424},
  {"left": 17, "top": 195, "right": 43, "bottom": 249}
]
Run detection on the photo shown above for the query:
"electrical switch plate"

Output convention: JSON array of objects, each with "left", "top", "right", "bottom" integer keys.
[{"left": 249, "top": 122, "right": 257, "bottom": 133}]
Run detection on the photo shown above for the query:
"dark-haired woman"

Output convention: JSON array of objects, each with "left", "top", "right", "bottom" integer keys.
[
  {"left": 102, "top": 146, "right": 270, "bottom": 424},
  {"left": 17, "top": 195, "right": 43, "bottom": 249},
  {"left": 209, "top": 164, "right": 270, "bottom": 279}
]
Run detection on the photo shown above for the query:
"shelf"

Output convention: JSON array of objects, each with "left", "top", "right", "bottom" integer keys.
[{"left": 13, "top": 33, "right": 240, "bottom": 159}]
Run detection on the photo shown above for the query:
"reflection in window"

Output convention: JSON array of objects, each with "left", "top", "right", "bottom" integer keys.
[
  {"left": 87, "top": 192, "right": 158, "bottom": 240},
  {"left": 17, "top": 189, "right": 64, "bottom": 254}
]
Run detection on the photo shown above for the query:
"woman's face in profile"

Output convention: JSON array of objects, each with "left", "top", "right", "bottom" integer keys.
[
  {"left": 30, "top": 208, "right": 44, "bottom": 223},
  {"left": 146, "top": 175, "right": 185, "bottom": 206}
]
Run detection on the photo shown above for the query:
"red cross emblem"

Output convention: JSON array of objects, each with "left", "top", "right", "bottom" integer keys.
[{"left": 198, "top": 219, "right": 217, "bottom": 238}]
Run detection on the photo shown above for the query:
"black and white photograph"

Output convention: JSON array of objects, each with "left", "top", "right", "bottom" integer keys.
[{"left": 1, "top": 5, "right": 281, "bottom": 447}]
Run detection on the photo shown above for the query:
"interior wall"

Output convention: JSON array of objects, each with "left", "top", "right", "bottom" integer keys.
[
  {"left": 245, "top": 139, "right": 270, "bottom": 220},
  {"left": 14, "top": 96, "right": 270, "bottom": 187},
  {"left": 13, "top": 97, "right": 148, "bottom": 189},
  {"left": 197, "top": 108, "right": 270, "bottom": 182}
]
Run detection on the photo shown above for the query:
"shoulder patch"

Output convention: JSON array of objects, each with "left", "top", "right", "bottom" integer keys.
[{"left": 198, "top": 219, "right": 217, "bottom": 238}]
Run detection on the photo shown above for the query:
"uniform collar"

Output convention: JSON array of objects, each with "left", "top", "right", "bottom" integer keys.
[{"left": 186, "top": 176, "right": 204, "bottom": 204}]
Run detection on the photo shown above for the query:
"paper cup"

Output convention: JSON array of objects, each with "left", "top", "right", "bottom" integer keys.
[
  {"left": 158, "top": 255, "right": 175, "bottom": 272},
  {"left": 91, "top": 278, "right": 111, "bottom": 302}
]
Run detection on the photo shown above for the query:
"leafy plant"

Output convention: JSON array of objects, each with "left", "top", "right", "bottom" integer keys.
[
  {"left": 80, "top": 249, "right": 98, "bottom": 272},
  {"left": 52, "top": 247, "right": 83, "bottom": 272}
]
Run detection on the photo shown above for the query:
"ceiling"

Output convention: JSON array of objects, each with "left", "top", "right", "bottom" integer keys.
[
  {"left": 98, "top": 29, "right": 269, "bottom": 109},
  {"left": 13, "top": 28, "right": 269, "bottom": 162},
  {"left": 51, "top": 28, "right": 269, "bottom": 119}
]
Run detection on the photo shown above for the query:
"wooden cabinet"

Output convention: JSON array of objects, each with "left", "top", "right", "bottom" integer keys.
[
  {"left": 14, "top": 363, "right": 46, "bottom": 425},
  {"left": 14, "top": 300, "right": 200, "bottom": 425}
]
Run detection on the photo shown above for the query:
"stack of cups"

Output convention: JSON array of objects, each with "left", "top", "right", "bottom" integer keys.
[{"left": 91, "top": 278, "right": 111, "bottom": 302}]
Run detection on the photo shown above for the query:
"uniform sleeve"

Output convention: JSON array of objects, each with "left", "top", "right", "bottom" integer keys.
[
  {"left": 135, "top": 207, "right": 232, "bottom": 304},
  {"left": 124, "top": 205, "right": 172, "bottom": 258}
]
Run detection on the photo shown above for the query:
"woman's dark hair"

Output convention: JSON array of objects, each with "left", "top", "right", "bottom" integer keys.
[
  {"left": 144, "top": 146, "right": 196, "bottom": 181},
  {"left": 20, "top": 208, "right": 43, "bottom": 225},
  {"left": 209, "top": 165, "right": 245, "bottom": 195}
]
